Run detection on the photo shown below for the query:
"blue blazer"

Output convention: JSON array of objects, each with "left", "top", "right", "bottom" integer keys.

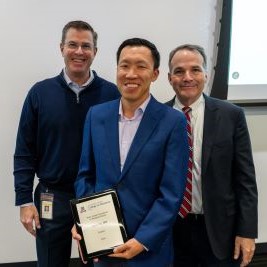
[{"left": 75, "top": 96, "right": 189, "bottom": 267}]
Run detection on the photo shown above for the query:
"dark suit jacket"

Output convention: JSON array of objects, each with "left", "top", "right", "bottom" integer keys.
[
  {"left": 75, "top": 96, "right": 189, "bottom": 266},
  {"left": 166, "top": 94, "right": 258, "bottom": 259}
]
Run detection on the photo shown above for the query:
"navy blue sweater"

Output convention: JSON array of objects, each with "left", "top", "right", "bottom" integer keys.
[{"left": 14, "top": 71, "right": 120, "bottom": 205}]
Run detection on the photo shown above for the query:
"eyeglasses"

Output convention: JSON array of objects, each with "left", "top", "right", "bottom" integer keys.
[{"left": 64, "top": 42, "right": 93, "bottom": 51}]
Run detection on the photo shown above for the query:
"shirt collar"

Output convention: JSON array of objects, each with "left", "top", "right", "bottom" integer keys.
[
  {"left": 174, "top": 93, "right": 204, "bottom": 112},
  {"left": 63, "top": 68, "right": 94, "bottom": 87},
  {"left": 119, "top": 95, "right": 151, "bottom": 120}
]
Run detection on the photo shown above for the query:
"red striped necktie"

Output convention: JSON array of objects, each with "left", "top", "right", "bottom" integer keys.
[{"left": 179, "top": 106, "right": 193, "bottom": 218}]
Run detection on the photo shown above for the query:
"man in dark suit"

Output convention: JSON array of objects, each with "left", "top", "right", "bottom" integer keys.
[
  {"left": 72, "top": 38, "right": 189, "bottom": 267},
  {"left": 166, "top": 44, "right": 258, "bottom": 267}
]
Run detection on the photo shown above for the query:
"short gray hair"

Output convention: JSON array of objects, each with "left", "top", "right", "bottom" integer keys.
[{"left": 168, "top": 44, "right": 207, "bottom": 71}]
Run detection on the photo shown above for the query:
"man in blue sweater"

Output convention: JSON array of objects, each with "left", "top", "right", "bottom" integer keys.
[{"left": 14, "top": 20, "right": 120, "bottom": 267}]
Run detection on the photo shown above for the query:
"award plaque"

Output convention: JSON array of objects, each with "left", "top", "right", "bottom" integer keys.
[{"left": 70, "top": 189, "right": 128, "bottom": 259}]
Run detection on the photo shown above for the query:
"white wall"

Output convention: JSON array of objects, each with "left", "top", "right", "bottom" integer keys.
[{"left": 0, "top": 0, "right": 265, "bottom": 263}]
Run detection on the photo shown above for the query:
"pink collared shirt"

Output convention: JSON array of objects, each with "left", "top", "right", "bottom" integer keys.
[{"left": 118, "top": 96, "right": 151, "bottom": 171}]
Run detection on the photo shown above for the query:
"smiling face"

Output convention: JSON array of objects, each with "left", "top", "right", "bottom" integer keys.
[
  {"left": 60, "top": 28, "right": 97, "bottom": 84},
  {"left": 168, "top": 49, "right": 207, "bottom": 106},
  {"left": 117, "top": 45, "right": 159, "bottom": 108}
]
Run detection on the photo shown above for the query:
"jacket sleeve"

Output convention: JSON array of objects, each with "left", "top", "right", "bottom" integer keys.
[{"left": 234, "top": 108, "right": 258, "bottom": 238}]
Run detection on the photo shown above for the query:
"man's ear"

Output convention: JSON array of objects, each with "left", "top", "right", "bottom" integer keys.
[
  {"left": 168, "top": 72, "right": 172, "bottom": 83},
  {"left": 152, "top": 68, "right": 159, "bottom": 82},
  {"left": 94, "top": 47, "right": 98, "bottom": 56},
  {"left": 60, "top": 43, "right": 64, "bottom": 54}
]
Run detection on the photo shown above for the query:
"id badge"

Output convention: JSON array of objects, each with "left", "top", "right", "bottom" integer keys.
[{"left": 40, "top": 193, "right": 54, "bottom": 220}]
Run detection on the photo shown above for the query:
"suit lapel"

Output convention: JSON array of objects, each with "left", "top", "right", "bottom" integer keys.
[
  {"left": 104, "top": 100, "right": 121, "bottom": 175},
  {"left": 120, "top": 97, "right": 161, "bottom": 179},
  {"left": 202, "top": 95, "right": 220, "bottom": 176}
]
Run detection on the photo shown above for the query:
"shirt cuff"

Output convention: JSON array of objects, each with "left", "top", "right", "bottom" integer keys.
[{"left": 20, "top": 202, "right": 34, "bottom": 207}]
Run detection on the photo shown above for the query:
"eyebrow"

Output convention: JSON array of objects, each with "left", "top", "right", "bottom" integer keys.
[
  {"left": 173, "top": 65, "right": 202, "bottom": 70},
  {"left": 119, "top": 59, "right": 149, "bottom": 65}
]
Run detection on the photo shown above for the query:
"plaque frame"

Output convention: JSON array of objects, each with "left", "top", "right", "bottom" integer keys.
[{"left": 70, "top": 189, "right": 128, "bottom": 259}]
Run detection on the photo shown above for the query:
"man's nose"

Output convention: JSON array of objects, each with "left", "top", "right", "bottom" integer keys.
[
  {"left": 126, "top": 67, "right": 138, "bottom": 78},
  {"left": 183, "top": 71, "right": 193, "bottom": 80},
  {"left": 74, "top": 46, "right": 83, "bottom": 54}
]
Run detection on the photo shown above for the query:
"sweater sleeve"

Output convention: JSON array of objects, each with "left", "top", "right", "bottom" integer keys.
[{"left": 14, "top": 89, "right": 38, "bottom": 205}]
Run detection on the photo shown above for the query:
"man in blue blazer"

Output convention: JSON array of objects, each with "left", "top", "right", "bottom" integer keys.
[
  {"left": 166, "top": 44, "right": 258, "bottom": 267},
  {"left": 73, "top": 38, "right": 189, "bottom": 267}
]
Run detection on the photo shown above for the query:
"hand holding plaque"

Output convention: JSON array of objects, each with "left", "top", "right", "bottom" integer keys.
[{"left": 70, "top": 189, "right": 128, "bottom": 259}]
